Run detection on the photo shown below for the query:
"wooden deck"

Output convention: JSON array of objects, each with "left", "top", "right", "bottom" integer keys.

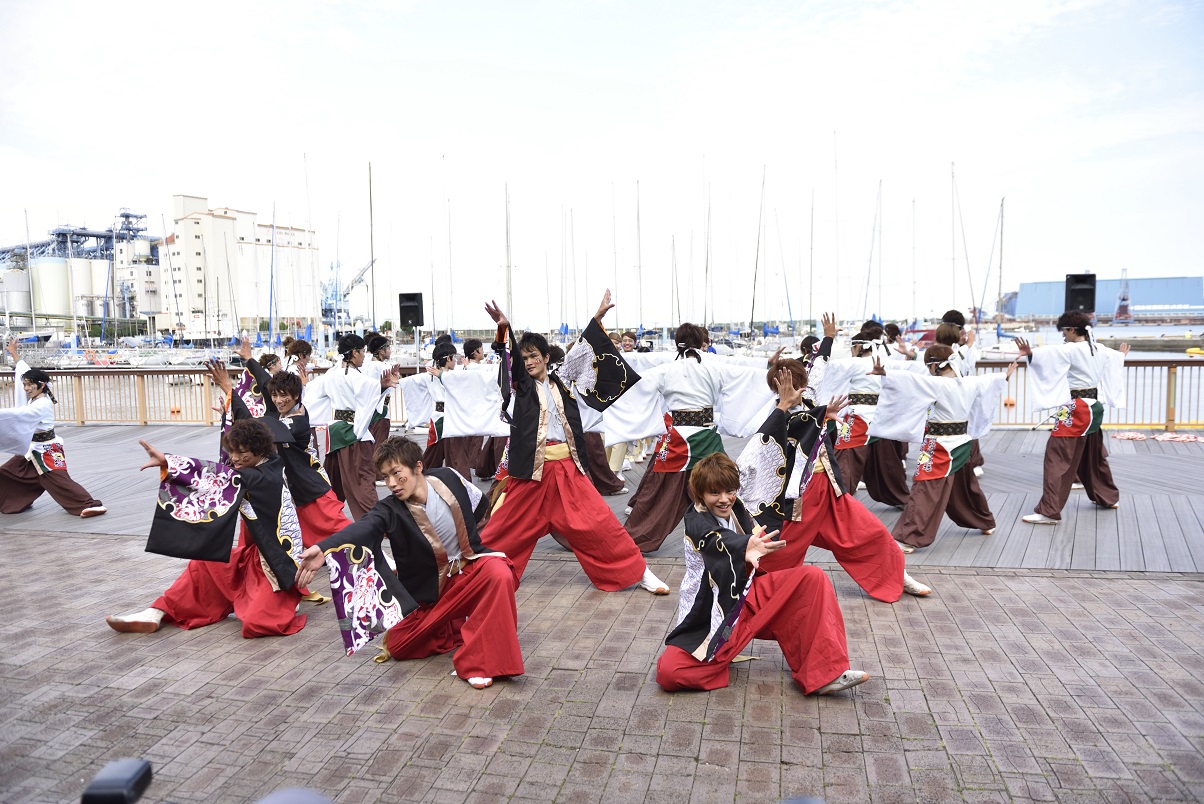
[{"left": 3, "top": 424, "right": 1202, "bottom": 573}]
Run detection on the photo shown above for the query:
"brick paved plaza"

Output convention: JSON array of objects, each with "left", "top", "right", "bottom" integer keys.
[{"left": 3, "top": 528, "right": 1203, "bottom": 803}]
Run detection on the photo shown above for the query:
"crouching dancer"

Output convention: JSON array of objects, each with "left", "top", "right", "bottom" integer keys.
[
  {"left": 106, "top": 420, "right": 306, "bottom": 638},
  {"left": 296, "top": 437, "right": 523, "bottom": 690},
  {"left": 656, "top": 453, "right": 869, "bottom": 696}
]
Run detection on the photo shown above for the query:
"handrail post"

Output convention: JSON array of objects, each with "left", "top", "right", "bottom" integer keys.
[
  {"left": 202, "top": 374, "right": 214, "bottom": 426},
  {"left": 136, "top": 374, "right": 148, "bottom": 426},
  {"left": 73, "top": 374, "right": 85, "bottom": 426},
  {"left": 1166, "top": 365, "right": 1177, "bottom": 432}
]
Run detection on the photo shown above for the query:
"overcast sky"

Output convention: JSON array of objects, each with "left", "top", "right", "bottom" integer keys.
[{"left": 1, "top": 0, "right": 1201, "bottom": 332}]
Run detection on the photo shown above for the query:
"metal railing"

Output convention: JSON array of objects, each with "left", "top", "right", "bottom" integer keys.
[
  {"left": 2, "top": 360, "right": 1201, "bottom": 429},
  {"left": 975, "top": 359, "right": 1202, "bottom": 430}
]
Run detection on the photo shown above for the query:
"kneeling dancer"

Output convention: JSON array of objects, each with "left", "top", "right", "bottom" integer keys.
[
  {"left": 106, "top": 420, "right": 306, "bottom": 638},
  {"left": 297, "top": 437, "right": 523, "bottom": 689},
  {"left": 656, "top": 453, "right": 869, "bottom": 695}
]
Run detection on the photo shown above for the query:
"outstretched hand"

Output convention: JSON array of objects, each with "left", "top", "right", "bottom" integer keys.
[
  {"left": 5, "top": 336, "right": 18, "bottom": 362},
  {"left": 774, "top": 367, "right": 803, "bottom": 410},
  {"left": 1118, "top": 342, "right": 1130, "bottom": 356},
  {"left": 139, "top": 439, "right": 167, "bottom": 471},
  {"left": 594, "top": 288, "right": 615, "bottom": 323},
  {"left": 484, "top": 300, "right": 509, "bottom": 329},
  {"left": 745, "top": 527, "right": 785, "bottom": 570},
  {"left": 825, "top": 394, "right": 850, "bottom": 420},
  {"left": 1013, "top": 337, "right": 1032, "bottom": 358},
  {"left": 821, "top": 312, "right": 838, "bottom": 339},
  {"left": 205, "top": 359, "right": 233, "bottom": 394},
  {"left": 1005, "top": 359, "right": 1020, "bottom": 381},
  {"left": 237, "top": 337, "right": 252, "bottom": 362},
  {"left": 766, "top": 346, "right": 785, "bottom": 366},
  {"left": 868, "top": 356, "right": 886, "bottom": 376},
  {"left": 296, "top": 545, "right": 325, "bottom": 588}
]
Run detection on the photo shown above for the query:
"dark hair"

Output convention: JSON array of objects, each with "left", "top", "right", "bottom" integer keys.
[
  {"left": 941, "top": 309, "right": 966, "bottom": 328},
  {"left": 432, "top": 342, "right": 457, "bottom": 368},
  {"left": 365, "top": 333, "right": 389, "bottom": 356},
  {"left": 689, "top": 453, "right": 741, "bottom": 501},
  {"left": 1056, "top": 311, "right": 1091, "bottom": 335},
  {"left": 259, "top": 353, "right": 281, "bottom": 371},
  {"left": 799, "top": 335, "right": 820, "bottom": 352},
  {"left": 674, "top": 322, "right": 707, "bottom": 362},
  {"left": 766, "top": 358, "right": 808, "bottom": 395},
  {"left": 851, "top": 325, "right": 884, "bottom": 356},
  {"left": 21, "top": 367, "right": 57, "bottom": 404},
  {"left": 338, "top": 333, "right": 365, "bottom": 359},
  {"left": 434, "top": 333, "right": 453, "bottom": 346},
  {"left": 884, "top": 323, "right": 901, "bottom": 340},
  {"left": 286, "top": 339, "right": 313, "bottom": 358},
  {"left": 518, "top": 331, "right": 550, "bottom": 359},
  {"left": 373, "top": 436, "right": 423, "bottom": 472},
  {"left": 463, "top": 338, "right": 483, "bottom": 358},
  {"left": 222, "top": 419, "right": 277, "bottom": 458},
  {"left": 547, "top": 344, "right": 566, "bottom": 366},
  {"left": 267, "top": 371, "right": 303, "bottom": 402},
  {"left": 934, "top": 322, "right": 962, "bottom": 347},
  {"left": 925, "top": 344, "right": 955, "bottom": 367},
  {"left": 282, "top": 336, "right": 296, "bottom": 349}
]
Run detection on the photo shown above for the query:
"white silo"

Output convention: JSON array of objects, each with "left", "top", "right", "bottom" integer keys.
[
  {"left": 2, "top": 269, "right": 33, "bottom": 327},
  {"left": 91, "top": 258, "right": 112, "bottom": 317},
  {"left": 31, "top": 257, "right": 71, "bottom": 318},
  {"left": 68, "top": 257, "right": 93, "bottom": 317}
]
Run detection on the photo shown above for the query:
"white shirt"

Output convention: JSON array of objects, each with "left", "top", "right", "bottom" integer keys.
[{"left": 424, "top": 481, "right": 461, "bottom": 561}]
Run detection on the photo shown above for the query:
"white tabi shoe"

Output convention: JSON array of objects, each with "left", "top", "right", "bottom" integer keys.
[
  {"left": 1070, "top": 482, "right": 1084, "bottom": 490},
  {"left": 815, "top": 669, "right": 870, "bottom": 695},
  {"left": 972, "top": 466, "right": 984, "bottom": 477},
  {"left": 638, "top": 567, "right": 670, "bottom": 595},
  {"left": 1022, "top": 513, "right": 1059, "bottom": 525},
  {"left": 81, "top": 506, "right": 107, "bottom": 518},
  {"left": 451, "top": 670, "right": 493, "bottom": 689},
  {"left": 105, "top": 607, "right": 164, "bottom": 634},
  {"left": 901, "top": 573, "right": 931, "bottom": 597},
  {"left": 856, "top": 481, "right": 867, "bottom": 491}
]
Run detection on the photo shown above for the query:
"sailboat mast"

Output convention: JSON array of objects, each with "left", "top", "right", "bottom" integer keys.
[
  {"left": 611, "top": 186, "right": 619, "bottom": 331},
  {"left": 808, "top": 191, "right": 814, "bottom": 330},
  {"left": 504, "top": 184, "right": 512, "bottom": 318},
  {"left": 950, "top": 163, "right": 956, "bottom": 313},
  {"left": 635, "top": 181, "right": 643, "bottom": 328},
  {"left": 368, "top": 162, "right": 376, "bottom": 328},
  {"left": 749, "top": 166, "right": 766, "bottom": 334},
  {"left": 447, "top": 197, "right": 453, "bottom": 334},
  {"left": 998, "top": 198, "right": 1004, "bottom": 324}
]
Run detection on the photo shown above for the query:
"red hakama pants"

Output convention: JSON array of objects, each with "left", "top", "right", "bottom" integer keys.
[
  {"left": 384, "top": 555, "right": 524, "bottom": 681},
  {"left": 758, "top": 476, "right": 905, "bottom": 603},
  {"left": 153, "top": 526, "right": 305, "bottom": 639},
  {"left": 296, "top": 489, "right": 353, "bottom": 548},
  {"left": 655, "top": 566, "right": 849, "bottom": 694},
  {"left": 480, "top": 456, "right": 647, "bottom": 590}
]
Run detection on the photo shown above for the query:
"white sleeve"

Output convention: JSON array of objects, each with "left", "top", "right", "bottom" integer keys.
[
  {"left": 350, "top": 373, "right": 388, "bottom": 442},
  {"left": 301, "top": 372, "right": 332, "bottom": 426},
  {"left": 812, "top": 358, "right": 866, "bottom": 401},
  {"left": 14, "top": 359, "right": 31, "bottom": 408},
  {"left": 0, "top": 404, "right": 42, "bottom": 455},
  {"left": 965, "top": 374, "right": 1008, "bottom": 440},
  {"left": 868, "top": 371, "right": 940, "bottom": 443},
  {"left": 441, "top": 370, "right": 509, "bottom": 437},
  {"left": 1096, "top": 345, "right": 1126, "bottom": 410},
  {"left": 1025, "top": 345, "right": 1073, "bottom": 411},
  {"left": 599, "top": 381, "right": 669, "bottom": 446},
  {"left": 715, "top": 363, "right": 776, "bottom": 438},
  {"left": 398, "top": 373, "right": 435, "bottom": 430}
]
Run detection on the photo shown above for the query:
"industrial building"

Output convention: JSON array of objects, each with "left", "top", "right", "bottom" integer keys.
[
  {"left": 0, "top": 197, "right": 321, "bottom": 342},
  {"left": 1014, "top": 276, "right": 1204, "bottom": 322}
]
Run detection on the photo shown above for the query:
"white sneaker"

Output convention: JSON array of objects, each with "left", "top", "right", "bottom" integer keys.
[
  {"left": 105, "top": 607, "right": 164, "bottom": 634},
  {"left": 624, "top": 505, "right": 633, "bottom": 516},
  {"left": 1070, "top": 482, "right": 1084, "bottom": 490},
  {"left": 638, "top": 567, "right": 670, "bottom": 595},
  {"left": 972, "top": 466, "right": 984, "bottom": 477},
  {"left": 81, "top": 505, "right": 107, "bottom": 518},
  {"left": 815, "top": 669, "right": 870, "bottom": 695},
  {"left": 857, "top": 481, "right": 867, "bottom": 491},
  {"left": 901, "top": 573, "right": 931, "bottom": 597},
  {"left": 1023, "top": 513, "right": 1059, "bottom": 525}
]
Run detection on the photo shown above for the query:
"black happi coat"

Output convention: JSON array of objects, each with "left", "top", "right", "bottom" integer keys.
[
  {"left": 316, "top": 467, "right": 493, "bottom": 616},
  {"left": 664, "top": 500, "right": 755, "bottom": 661},
  {"left": 495, "top": 318, "right": 639, "bottom": 481},
  {"left": 744, "top": 404, "right": 834, "bottom": 533},
  {"left": 227, "top": 358, "right": 332, "bottom": 506}
]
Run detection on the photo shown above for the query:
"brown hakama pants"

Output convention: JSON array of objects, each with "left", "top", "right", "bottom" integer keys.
[
  {"left": 1034, "top": 431, "right": 1120, "bottom": 519},
  {"left": 0, "top": 454, "right": 102, "bottom": 516},
  {"left": 892, "top": 467, "right": 995, "bottom": 549},
  {"left": 324, "top": 441, "right": 379, "bottom": 521},
  {"left": 835, "top": 439, "right": 911, "bottom": 508}
]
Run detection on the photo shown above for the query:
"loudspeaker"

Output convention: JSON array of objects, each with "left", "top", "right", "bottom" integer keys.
[
  {"left": 1064, "top": 274, "right": 1096, "bottom": 314},
  {"left": 397, "top": 293, "right": 424, "bottom": 328}
]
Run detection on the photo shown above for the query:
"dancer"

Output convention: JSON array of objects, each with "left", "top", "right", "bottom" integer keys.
[
  {"left": 297, "top": 437, "right": 523, "bottom": 688},
  {"left": 655, "top": 452, "right": 869, "bottom": 695},
  {"left": 870, "top": 348, "right": 1016, "bottom": 549},
  {"left": 363, "top": 333, "right": 397, "bottom": 449},
  {"left": 479, "top": 290, "right": 670, "bottom": 594},
  {"left": 623, "top": 322, "right": 771, "bottom": 552},
  {"left": 212, "top": 341, "right": 351, "bottom": 549},
  {"left": 0, "top": 338, "right": 106, "bottom": 517},
  {"left": 303, "top": 333, "right": 398, "bottom": 520},
  {"left": 422, "top": 342, "right": 479, "bottom": 480},
  {"left": 738, "top": 360, "right": 931, "bottom": 599},
  {"left": 822, "top": 321, "right": 912, "bottom": 509},
  {"left": 1016, "top": 312, "right": 1127, "bottom": 524},
  {"left": 284, "top": 338, "right": 314, "bottom": 384},
  {"left": 105, "top": 420, "right": 306, "bottom": 637},
  {"left": 935, "top": 320, "right": 986, "bottom": 477}
]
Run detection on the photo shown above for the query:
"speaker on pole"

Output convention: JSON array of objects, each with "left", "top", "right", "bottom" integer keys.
[
  {"left": 1064, "top": 274, "right": 1096, "bottom": 314},
  {"left": 398, "top": 293, "right": 424, "bottom": 328}
]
